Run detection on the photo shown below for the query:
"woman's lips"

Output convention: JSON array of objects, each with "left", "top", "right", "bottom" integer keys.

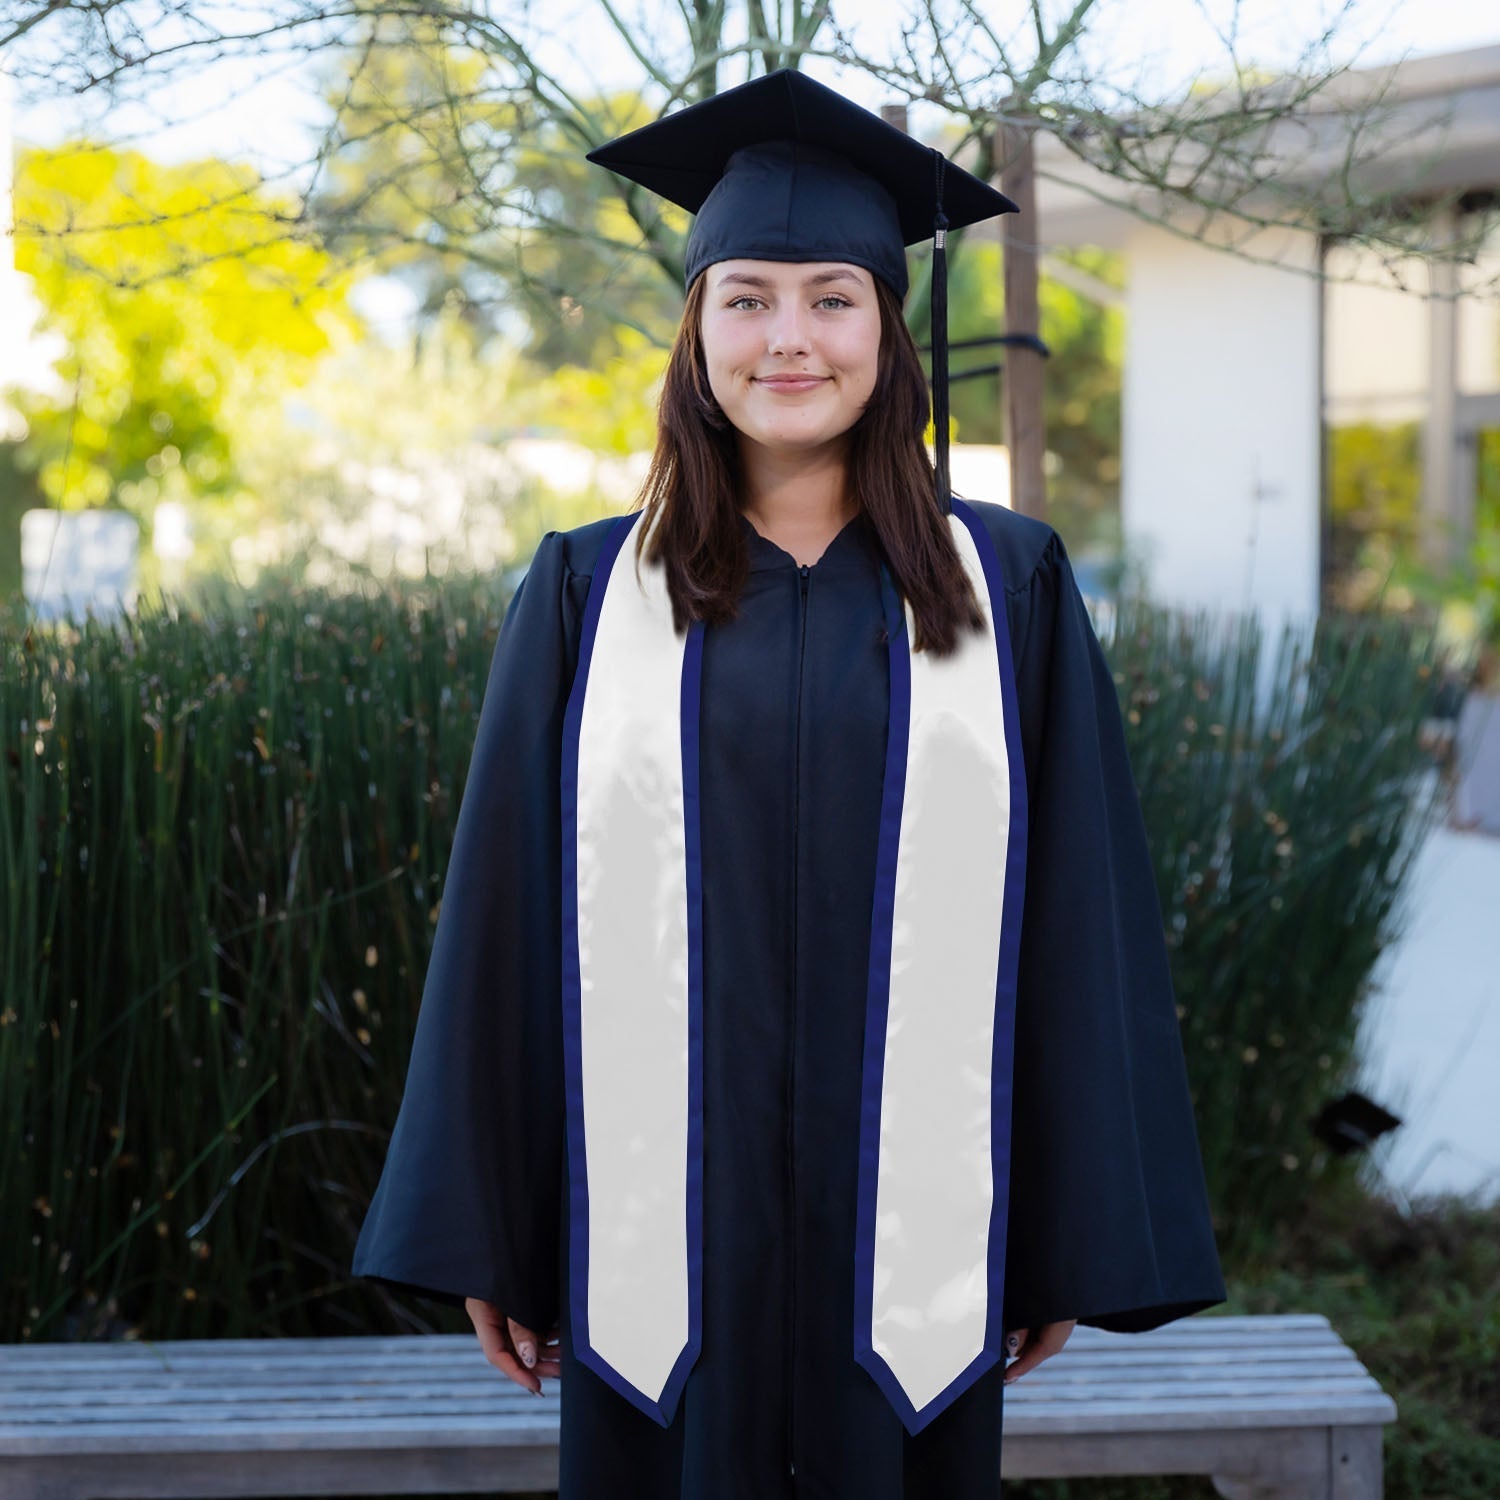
[{"left": 756, "top": 376, "right": 828, "bottom": 392}]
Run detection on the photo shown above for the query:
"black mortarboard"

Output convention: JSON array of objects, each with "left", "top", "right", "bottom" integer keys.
[{"left": 586, "top": 68, "right": 1019, "bottom": 515}]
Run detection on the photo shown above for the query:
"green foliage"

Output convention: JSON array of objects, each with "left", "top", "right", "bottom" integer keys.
[
  {"left": 10, "top": 141, "right": 360, "bottom": 517},
  {"left": 1478, "top": 428, "right": 1500, "bottom": 641},
  {"left": 1388, "top": 430, "right": 1500, "bottom": 678},
  {"left": 514, "top": 327, "right": 670, "bottom": 455},
  {"left": 1032, "top": 247, "right": 1125, "bottom": 546},
  {"left": 0, "top": 549, "right": 1445, "bottom": 1348},
  {"left": 907, "top": 236, "right": 1125, "bottom": 547},
  {"left": 1102, "top": 592, "right": 1445, "bottom": 1264},
  {"left": 174, "top": 303, "right": 581, "bottom": 594},
  {"left": 1323, "top": 421, "right": 1423, "bottom": 614},
  {"left": 306, "top": 21, "right": 683, "bottom": 366},
  {"left": 1327, "top": 420, "right": 1500, "bottom": 679},
  {"left": 308, "top": 16, "right": 520, "bottom": 349},
  {"left": 2, "top": 561, "right": 526, "bottom": 1341},
  {"left": 501, "top": 102, "right": 689, "bottom": 365}
]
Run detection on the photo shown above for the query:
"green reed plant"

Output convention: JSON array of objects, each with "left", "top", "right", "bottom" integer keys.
[
  {"left": 1, "top": 560, "right": 524, "bottom": 1341},
  {"left": 0, "top": 555, "right": 1446, "bottom": 1340},
  {"left": 1100, "top": 595, "right": 1446, "bottom": 1263}
]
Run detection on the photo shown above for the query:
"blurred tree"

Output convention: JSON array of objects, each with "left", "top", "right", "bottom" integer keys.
[
  {"left": 10, "top": 142, "right": 360, "bottom": 526},
  {"left": 937, "top": 235, "right": 1124, "bottom": 546},
  {"left": 6, "top": 0, "right": 1483, "bottom": 544},
  {"left": 3, "top": 3, "right": 841, "bottom": 371},
  {"left": 303, "top": 12, "right": 683, "bottom": 368},
  {"left": 1322, "top": 421, "right": 1423, "bottom": 612}
]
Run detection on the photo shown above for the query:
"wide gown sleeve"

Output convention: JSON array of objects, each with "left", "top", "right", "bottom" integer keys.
[
  {"left": 1001, "top": 527, "right": 1228, "bottom": 1335},
  {"left": 351, "top": 531, "right": 575, "bottom": 1336}
]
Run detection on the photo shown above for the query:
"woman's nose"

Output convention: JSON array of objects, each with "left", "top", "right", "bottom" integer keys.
[{"left": 766, "top": 309, "right": 812, "bottom": 357}]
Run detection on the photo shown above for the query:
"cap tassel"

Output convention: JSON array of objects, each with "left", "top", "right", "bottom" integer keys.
[{"left": 931, "top": 150, "right": 951, "bottom": 517}]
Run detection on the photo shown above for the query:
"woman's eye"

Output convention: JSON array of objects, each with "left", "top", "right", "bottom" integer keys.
[{"left": 726, "top": 293, "right": 852, "bottom": 310}]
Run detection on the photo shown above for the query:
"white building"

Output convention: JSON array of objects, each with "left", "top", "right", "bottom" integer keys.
[
  {"left": 1023, "top": 45, "right": 1500, "bottom": 1206},
  {"left": 1027, "top": 42, "right": 1500, "bottom": 646}
]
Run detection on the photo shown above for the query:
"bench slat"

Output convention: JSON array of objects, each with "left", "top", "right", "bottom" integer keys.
[
  {"left": 0, "top": 1390, "right": 1396, "bottom": 1459},
  {"left": 0, "top": 1375, "right": 1394, "bottom": 1423},
  {"left": 0, "top": 1314, "right": 1396, "bottom": 1484},
  {"left": 0, "top": 1329, "right": 1360, "bottom": 1378},
  {"left": 0, "top": 1358, "right": 1385, "bottom": 1412},
  {"left": 0, "top": 1315, "right": 1340, "bottom": 1364},
  {"left": 0, "top": 1346, "right": 1361, "bottom": 1397}
]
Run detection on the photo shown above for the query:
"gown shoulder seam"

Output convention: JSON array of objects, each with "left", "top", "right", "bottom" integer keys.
[{"left": 1003, "top": 525, "right": 1063, "bottom": 598}]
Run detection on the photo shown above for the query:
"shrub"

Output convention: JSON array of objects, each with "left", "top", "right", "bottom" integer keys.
[
  {"left": 1104, "top": 595, "right": 1444, "bottom": 1262},
  {"left": 0, "top": 563, "right": 1445, "bottom": 1338}
]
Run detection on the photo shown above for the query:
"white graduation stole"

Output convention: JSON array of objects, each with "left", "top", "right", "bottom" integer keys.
[{"left": 560, "top": 498, "right": 1027, "bottom": 1436}]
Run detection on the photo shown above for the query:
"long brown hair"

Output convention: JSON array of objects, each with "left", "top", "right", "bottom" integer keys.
[{"left": 630, "top": 271, "right": 987, "bottom": 657}]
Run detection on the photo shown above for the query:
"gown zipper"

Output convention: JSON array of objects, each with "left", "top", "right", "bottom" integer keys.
[{"left": 789, "top": 560, "right": 811, "bottom": 1484}]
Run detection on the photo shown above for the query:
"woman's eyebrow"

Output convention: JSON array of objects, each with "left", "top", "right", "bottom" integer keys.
[{"left": 716, "top": 269, "right": 865, "bottom": 289}]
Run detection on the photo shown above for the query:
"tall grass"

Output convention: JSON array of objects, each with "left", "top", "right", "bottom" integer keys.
[
  {"left": 0, "top": 562, "right": 1445, "bottom": 1340},
  {"left": 1105, "top": 597, "right": 1446, "bottom": 1260},
  {"left": 3, "top": 561, "right": 515, "bottom": 1340}
]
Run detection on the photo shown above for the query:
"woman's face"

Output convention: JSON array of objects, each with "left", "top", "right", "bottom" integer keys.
[{"left": 699, "top": 259, "right": 881, "bottom": 461}]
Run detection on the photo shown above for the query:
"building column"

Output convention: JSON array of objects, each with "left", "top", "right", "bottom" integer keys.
[{"left": 1421, "top": 207, "right": 1461, "bottom": 572}]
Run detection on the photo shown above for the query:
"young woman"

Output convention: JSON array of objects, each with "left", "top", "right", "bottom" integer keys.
[{"left": 353, "top": 70, "right": 1225, "bottom": 1500}]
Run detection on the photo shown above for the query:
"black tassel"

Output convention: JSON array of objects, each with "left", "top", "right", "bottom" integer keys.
[{"left": 931, "top": 149, "right": 951, "bottom": 517}]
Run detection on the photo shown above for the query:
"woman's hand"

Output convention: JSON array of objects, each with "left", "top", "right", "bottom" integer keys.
[
  {"left": 1002, "top": 1320, "right": 1077, "bottom": 1384},
  {"left": 465, "top": 1297, "right": 561, "bottom": 1395}
]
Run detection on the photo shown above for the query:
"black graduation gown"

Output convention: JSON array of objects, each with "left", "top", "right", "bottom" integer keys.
[{"left": 351, "top": 499, "right": 1227, "bottom": 1499}]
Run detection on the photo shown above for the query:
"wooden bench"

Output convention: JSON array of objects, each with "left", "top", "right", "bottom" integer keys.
[{"left": 0, "top": 1313, "right": 1395, "bottom": 1499}]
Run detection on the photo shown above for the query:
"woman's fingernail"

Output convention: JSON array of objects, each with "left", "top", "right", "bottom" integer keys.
[{"left": 520, "top": 1343, "right": 535, "bottom": 1367}]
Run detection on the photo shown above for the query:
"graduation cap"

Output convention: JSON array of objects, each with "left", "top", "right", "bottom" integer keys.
[{"left": 586, "top": 68, "right": 1020, "bottom": 515}]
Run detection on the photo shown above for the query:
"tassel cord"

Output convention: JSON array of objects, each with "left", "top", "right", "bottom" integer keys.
[{"left": 931, "top": 149, "right": 951, "bottom": 517}]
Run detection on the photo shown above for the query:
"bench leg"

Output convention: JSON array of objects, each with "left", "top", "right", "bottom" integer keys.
[
  {"left": 1330, "top": 1425, "right": 1383, "bottom": 1500},
  {"left": 1212, "top": 1426, "right": 1385, "bottom": 1500}
]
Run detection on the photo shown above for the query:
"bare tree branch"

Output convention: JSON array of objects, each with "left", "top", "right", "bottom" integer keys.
[{"left": 7, "top": 0, "right": 1496, "bottom": 349}]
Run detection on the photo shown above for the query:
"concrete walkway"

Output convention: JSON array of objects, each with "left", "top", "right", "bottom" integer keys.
[{"left": 1354, "top": 803, "right": 1500, "bottom": 1208}]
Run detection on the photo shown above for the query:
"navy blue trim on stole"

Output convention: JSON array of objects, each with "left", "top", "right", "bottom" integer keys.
[
  {"left": 852, "top": 498, "right": 1030, "bottom": 1436},
  {"left": 560, "top": 509, "right": 705, "bottom": 1428},
  {"left": 954, "top": 496, "right": 1030, "bottom": 1412},
  {"left": 852, "top": 550, "right": 915, "bottom": 1422},
  {"left": 678, "top": 612, "right": 707, "bottom": 1416}
]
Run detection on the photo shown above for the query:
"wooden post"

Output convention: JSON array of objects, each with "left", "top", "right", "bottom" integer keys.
[{"left": 998, "top": 117, "right": 1048, "bottom": 522}]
